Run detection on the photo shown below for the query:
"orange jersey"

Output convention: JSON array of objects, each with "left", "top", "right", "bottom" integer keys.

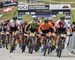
[
  {"left": 48, "top": 22, "right": 55, "bottom": 29},
  {"left": 40, "top": 22, "right": 50, "bottom": 30}
]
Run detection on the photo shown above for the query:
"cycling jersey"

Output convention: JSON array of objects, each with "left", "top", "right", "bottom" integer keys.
[
  {"left": 0, "top": 25, "right": 2, "bottom": 32},
  {"left": 3, "top": 23, "right": 8, "bottom": 32},
  {"left": 39, "top": 22, "right": 50, "bottom": 35},
  {"left": 72, "top": 25, "right": 75, "bottom": 32},
  {"left": 30, "top": 22, "right": 39, "bottom": 29},
  {"left": 40, "top": 22, "right": 50, "bottom": 30},
  {"left": 23, "top": 24, "right": 28, "bottom": 33},
  {"left": 48, "top": 21, "right": 55, "bottom": 33},
  {"left": 9, "top": 20, "right": 16, "bottom": 27},
  {"left": 55, "top": 20, "right": 68, "bottom": 28},
  {"left": 9, "top": 20, "right": 17, "bottom": 32},
  {"left": 48, "top": 21, "right": 55, "bottom": 28},
  {"left": 56, "top": 20, "right": 68, "bottom": 34},
  {"left": 29, "top": 22, "right": 39, "bottom": 33},
  {"left": 16, "top": 20, "right": 21, "bottom": 27},
  {"left": 3, "top": 24, "right": 7, "bottom": 29},
  {"left": 2, "top": 21, "right": 8, "bottom": 32}
]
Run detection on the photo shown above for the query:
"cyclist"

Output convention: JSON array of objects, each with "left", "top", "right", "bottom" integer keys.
[
  {"left": 2, "top": 20, "right": 10, "bottom": 49},
  {"left": 0, "top": 23, "right": 3, "bottom": 48},
  {"left": 55, "top": 16, "right": 68, "bottom": 49},
  {"left": 39, "top": 19, "right": 52, "bottom": 52},
  {"left": 48, "top": 17, "right": 56, "bottom": 50},
  {"left": 22, "top": 21, "right": 28, "bottom": 33},
  {"left": 29, "top": 17, "right": 40, "bottom": 34},
  {"left": 72, "top": 22, "right": 75, "bottom": 32},
  {"left": 9, "top": 16, "right": 18, "bottom": 34},
  {"left": 0, "top": 23, "right": 3, "bottom": 33},
  {"left": 48, "top": 17, "right": 56, "bottom": 35},
  {"left": 2, "top": 20, "right": 9, "bottom": 32},
  {"left": 8, "top": 16, "right": 18, "bottom": 53}
]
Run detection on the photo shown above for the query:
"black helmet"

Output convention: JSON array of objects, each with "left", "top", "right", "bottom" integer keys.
[
  {"left": 13, "top": 16, "right": 17, "bottom": 20},
  {"left": 7, "top": 20, "right": 10, "bottom": 23},
  {"left": 44, "top": 19, "right": 48, "bottom": 23},
  {"left": 72, "top": 22, "right": 75, "bottom": 24},
  {"left": 60, "top": 16, "right": 65, "bottom": 20},
  {"left": 34, "top": 17, "right": 38, "bottom": 21}
]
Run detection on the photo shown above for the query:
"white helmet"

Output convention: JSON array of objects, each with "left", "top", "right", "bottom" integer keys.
[
  {"left": 10, "top": 19, "right": 13, "bottom": 22},
  {"left": 32, "top": 15, "right": 37, "bottom": 18}
]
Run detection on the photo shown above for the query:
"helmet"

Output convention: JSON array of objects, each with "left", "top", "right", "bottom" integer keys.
[
  {"left": 72, "top": 22, "right": 75, "bottom": 24},
  {"left": 13, "top": 16, "right": 17, "bottom": 20},
  {"left": 7, "top": 20, "right": 10, "bottom": 23},
  {"left": 34, "top": 17, "right": 38, "bottom": 21},
  {"left": 42, "top": 17, "right": 44, "bottom": 19},
  {"left": 4, "top": 20, "right": 7, "bottom": 23},
  {"left": 24, "top": 21, "right": 28, "bottom": 25},
  {"left": 44, "top": 19, "right": 48, "bottom": 23},
  {"left": 60, "top": 16, "right": 65, "bottom": 20},
  {"left": 32, "top": 15, "right": 37, "bottom": 18}
]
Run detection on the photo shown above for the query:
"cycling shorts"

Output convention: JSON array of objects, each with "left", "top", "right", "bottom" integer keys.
[
  {"left": 49, "top": 28, "right": 54, "bottom": 33},
  {"left": 56, "top": 27, "right": 66, "bottom": 35},
  {"left": 41, "top": 29, "right": 49, "bottom": 36},
  {"left": 0, "top": 29, "right": 2, "bottom": 32},
  {"left": 30, "top": 28, "right": 36, "bottom": 33},
  {"left": 3, "top": 28, "right": 7, "bottom": 32},
  {"left": 10, "top": 27, "right": 17, "bottom": 32}
]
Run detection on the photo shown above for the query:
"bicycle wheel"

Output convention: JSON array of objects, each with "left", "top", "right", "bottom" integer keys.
[
  {"left": 10, "top": 35, "right": 16, "bottom": 53},
  {"left": 21, "top": 36, "right": 26, "bottom": 53},
  {"left": 10, "top": 44, "right": 15, "bottom": 53},
  {"left": 48, "top": 47, "right": 52, "bottom": 54},
  {"left": 28, "top": 45, "right": 33, "bottom": 54},
  {"left": 28, "top": 37, "right": 33, "bottom": 54},
  {"left": 57, "top": 48, "right": 62, "bottom": 57},
  {"left": 57, "top": 39, "right": 62, "bottom": 57},
  {"left": 43, "top": 47, "right": 47, "bottom": 56}
]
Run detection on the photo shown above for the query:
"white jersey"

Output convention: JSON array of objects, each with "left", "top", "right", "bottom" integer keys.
[
  {"left": 9, "top": 20, "right": 21, "bottom": 27},
  {"left": 55, "top": 20, "right": 68, "bottom": 28},
  {"left": 16, "top": 20, "right": 21, "bottom": 26},
  {"left": 9, "top": 20, "right": 16, "bottom": 27}
]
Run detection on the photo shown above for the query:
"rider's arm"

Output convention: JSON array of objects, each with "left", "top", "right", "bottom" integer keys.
[
  {"left": 55, "top": 20, "right": 60, "bottom": 28},
  {"left": 7, "top": 23, "right": 11, "bottom": 31},
  {"left": 38, "top": 23, "right": 43, "bottom": 34},
  {"left": 69, "top": 25, "right": 73, "bottom": 34},
  {"left": 65, "top": 20, "right": 72, "bottom": 35},
  {"left": 27, "top": 24, "right": 30, "bottom": 32},
  {"left": 52, "top": 22, "right": 56, "bottom": 32}
]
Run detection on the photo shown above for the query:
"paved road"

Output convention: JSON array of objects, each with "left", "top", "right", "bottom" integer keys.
[{"left": 0, "top": 46, "right": 75, "bottom": 60}]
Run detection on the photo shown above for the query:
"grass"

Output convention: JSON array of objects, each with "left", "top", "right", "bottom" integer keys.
[
  {"left": 71, "top": 10, "right": 75, "bottom": 22},
  {"left": 23, "top": 14, "right": 33, "bottom": 23},
  {"left": 0, "top": 6, "right": 17, "bottom": 20}
]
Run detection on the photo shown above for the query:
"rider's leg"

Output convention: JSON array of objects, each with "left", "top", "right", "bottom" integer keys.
[
  {"left": 55, "top": 28, "right": 61, "bottom": 49},
  {"left": 63, "top": 34, "right": 67, "bottom": 48},
  {"left": 56, "top": 35, "right": 60, "bottom": 48}
]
